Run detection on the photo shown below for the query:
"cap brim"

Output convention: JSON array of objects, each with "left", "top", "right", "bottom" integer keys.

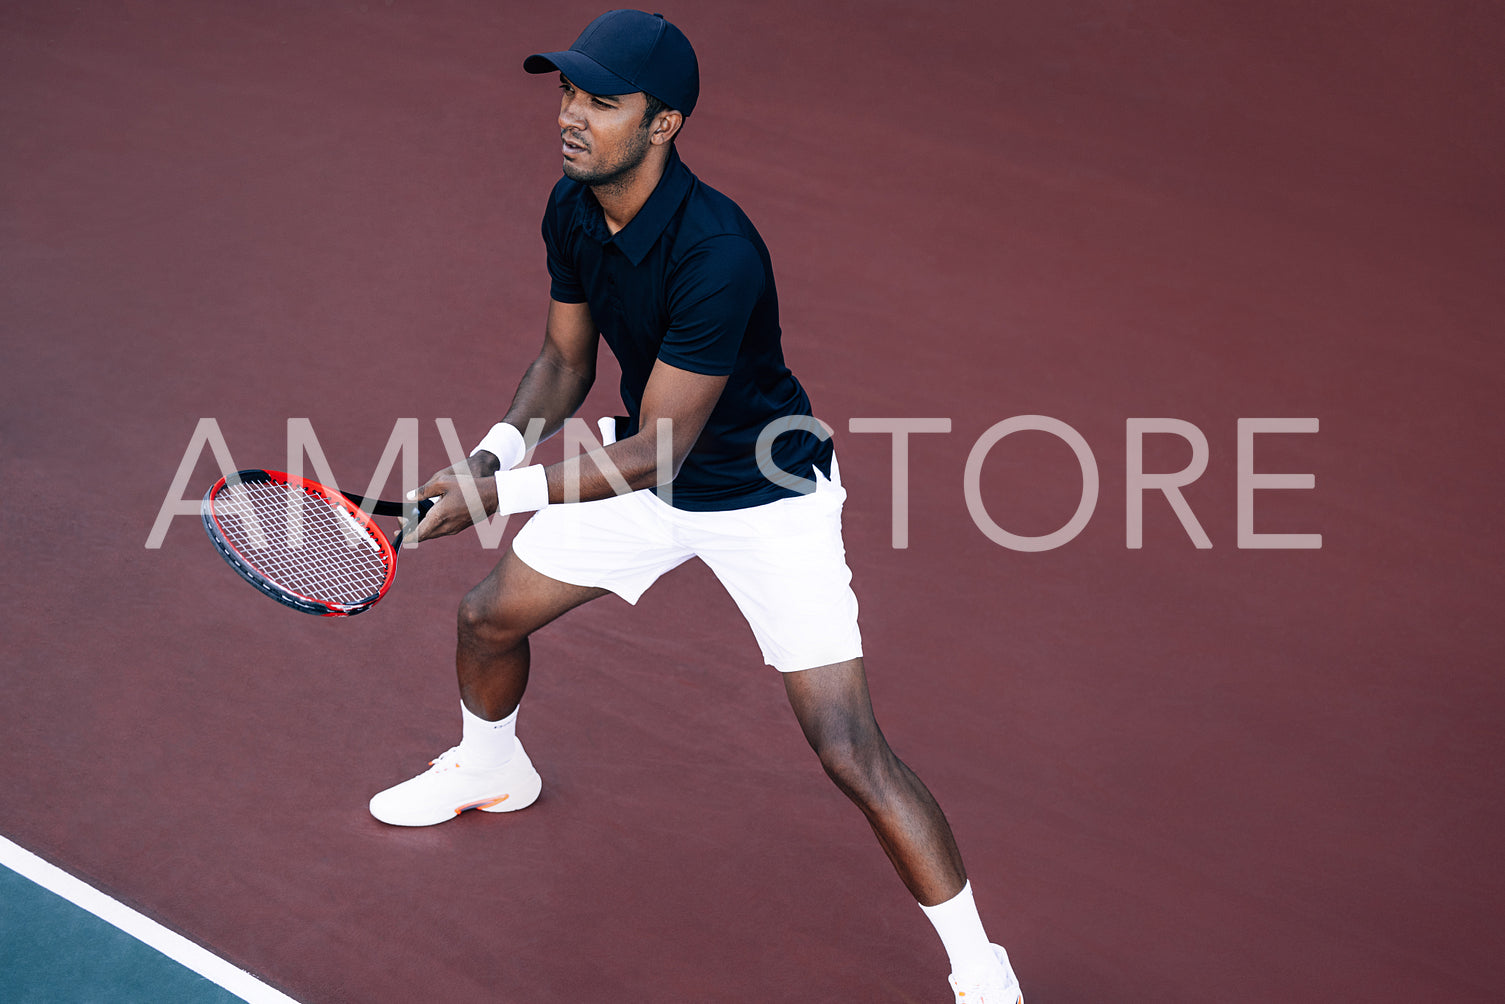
[{"left": 523, "top": 50, "right": 636, "bottom": 98}]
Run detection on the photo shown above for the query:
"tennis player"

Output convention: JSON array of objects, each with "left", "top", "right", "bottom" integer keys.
[{"left": 371, "top": 11, "right": 1023, "bottom": 1001}]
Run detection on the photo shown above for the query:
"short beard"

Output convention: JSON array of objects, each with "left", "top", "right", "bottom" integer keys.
[{"left": 562, "top": 124, "right": 653, "bottom": 193}]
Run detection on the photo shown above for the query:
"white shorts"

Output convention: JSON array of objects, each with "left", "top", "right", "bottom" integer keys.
[{"left": 511, "top": 457, "right": 862, "bottom": 672}]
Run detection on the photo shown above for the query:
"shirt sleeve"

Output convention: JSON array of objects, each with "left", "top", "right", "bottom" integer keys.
[
  {"left": 542, "top": 187, "right": 587, "bottom": 304},
  {"left": 657, "top": 235, "right": 765, "bottom": 376}
]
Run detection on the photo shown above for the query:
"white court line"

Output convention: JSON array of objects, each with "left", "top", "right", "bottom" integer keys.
[{"left": 0, "top": 834, "right": 302, "bottom": 1004}]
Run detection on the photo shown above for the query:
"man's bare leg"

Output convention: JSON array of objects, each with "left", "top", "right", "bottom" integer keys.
[
  {"left": 456, "top": 547, "right": 609, "bottom": 720},
  {"left": 782, "top": 657, "right": 967, "bottom": 906},
  {"left": 782, "top": 656, "right": 1019, "bottom": 996}
]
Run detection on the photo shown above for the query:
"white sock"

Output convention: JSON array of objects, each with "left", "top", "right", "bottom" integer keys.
[
  {"left": 919, "top": 881, "right": 996, "bottom": 978},
  {"left": 458, "top": 701, "right": 518, "bottom": 769}
]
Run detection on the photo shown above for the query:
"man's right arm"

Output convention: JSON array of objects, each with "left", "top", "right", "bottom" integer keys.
[
  {"left": 473, "top": 298, "right": 600, "bottom": 475},
  {"left": 404, "top": 299, "right": 597, "bottom": 542}
]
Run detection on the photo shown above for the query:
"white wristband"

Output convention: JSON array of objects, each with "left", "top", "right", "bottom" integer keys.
[
  {"left": 494, "top": 464, "right": 550, "bottom": 515},
  {"left": 470, "top": 422, "right": 527, "bottom": 471}
]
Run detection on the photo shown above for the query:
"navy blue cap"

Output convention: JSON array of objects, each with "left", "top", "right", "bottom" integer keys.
[{"left": 524, "top": 10, "right": 699, "bottom": 117}]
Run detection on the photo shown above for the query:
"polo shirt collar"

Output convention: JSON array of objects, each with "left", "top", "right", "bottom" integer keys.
[{"left": 576, "top": 147, "right": 694, "bottom": 266}]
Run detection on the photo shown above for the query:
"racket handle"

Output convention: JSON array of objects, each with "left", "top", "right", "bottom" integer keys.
[
  {"left": 339, "top": 492, "right": 434, "bottom": 520},
  {"left": 406, "top": 497, "right": 435, "bottom": 524}
]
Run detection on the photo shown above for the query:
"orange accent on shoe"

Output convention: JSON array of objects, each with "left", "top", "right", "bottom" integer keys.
[{"left": 453, "top": 794, "right": 509, "bottom": 814}]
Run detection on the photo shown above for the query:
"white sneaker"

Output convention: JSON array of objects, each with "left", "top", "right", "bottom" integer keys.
[
  {"left": 369, "top": 739, "right": 542, "bottom": 826},
  {"left": 949, "top": 944, "right": 1023, "bottom": 1004}
]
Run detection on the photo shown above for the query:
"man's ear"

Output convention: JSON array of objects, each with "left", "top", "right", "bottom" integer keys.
[{"left": 651, "top": 110, "right": 684, "bottom": 145}]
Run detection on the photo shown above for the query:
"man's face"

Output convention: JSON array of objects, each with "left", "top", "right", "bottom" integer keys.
[{"left": 557, "top": 74, "right": 653, "bottom": 187}]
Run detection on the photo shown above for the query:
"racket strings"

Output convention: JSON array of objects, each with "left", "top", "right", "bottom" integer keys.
[{"left": 214, "top": 480, "right": 391, "bottom": 604}]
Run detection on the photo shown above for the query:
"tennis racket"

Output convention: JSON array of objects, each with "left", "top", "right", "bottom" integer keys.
[{"left": 201, "top": 469, "right": 434, "bottom": 617}]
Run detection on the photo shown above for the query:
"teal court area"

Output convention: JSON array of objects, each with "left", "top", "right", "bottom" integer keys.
[{"left": 1, "top": 838, "right": 291, "bottom": 1004}]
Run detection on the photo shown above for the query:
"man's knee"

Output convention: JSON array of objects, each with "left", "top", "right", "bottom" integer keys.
[
  {"left": 457, "top": 584, "right": 525, "bottom": 648},
  {"left": 813, "top": 734, "right": 894, "bottom": 805}
]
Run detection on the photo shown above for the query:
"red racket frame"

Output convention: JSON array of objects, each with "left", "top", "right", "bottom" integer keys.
[{"left": 201, "top": 469, "right": 420, "bottom": 617}]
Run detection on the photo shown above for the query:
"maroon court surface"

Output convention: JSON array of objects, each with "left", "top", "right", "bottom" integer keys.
[{"left": 3, "top": 2, "right": 1502, "bottom": 1001}]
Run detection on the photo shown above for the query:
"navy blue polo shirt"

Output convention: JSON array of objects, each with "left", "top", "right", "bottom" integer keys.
[{"left": 542, "top": 147, "right": 833, "bottom": 511}]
